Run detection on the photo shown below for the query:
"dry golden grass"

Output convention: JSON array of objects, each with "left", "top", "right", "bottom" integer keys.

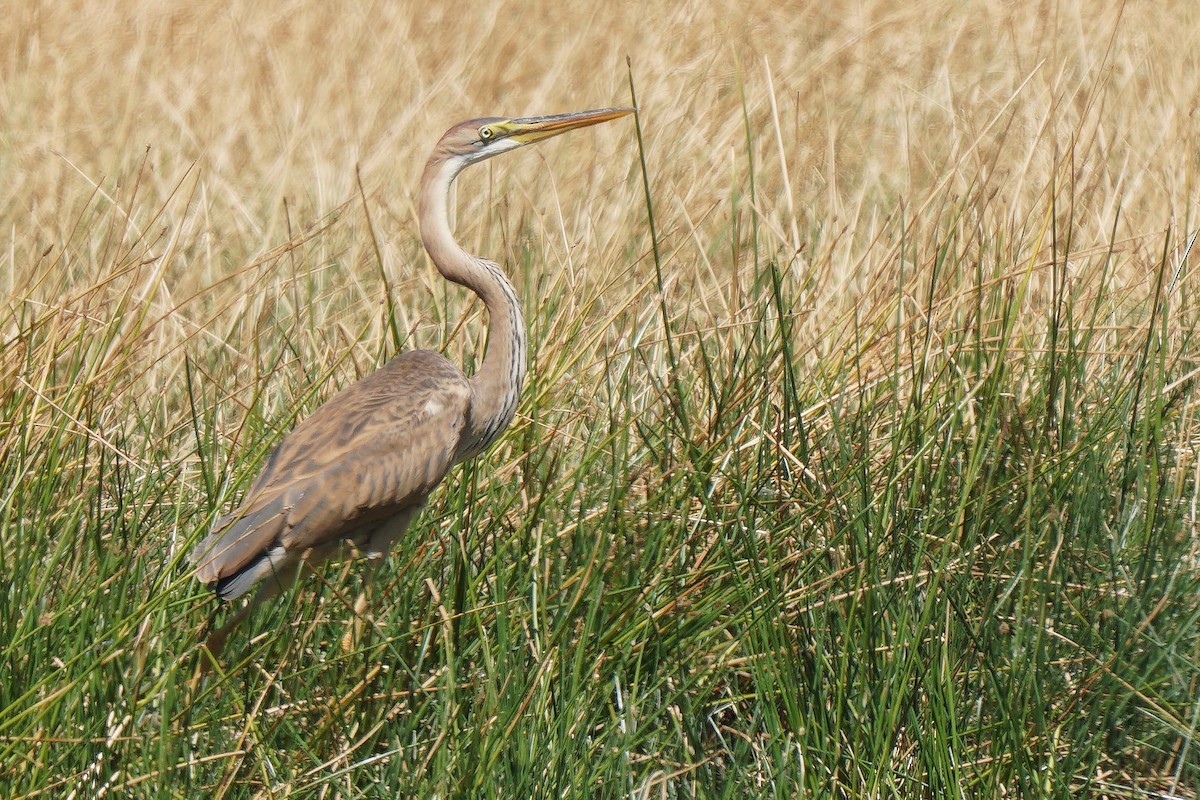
[{"left": 5, "top": 1, "right": 1198, "bottom": 416}]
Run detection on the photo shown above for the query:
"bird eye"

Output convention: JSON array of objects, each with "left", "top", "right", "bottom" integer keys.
[{"left": 479, "top": 125, "right": 494, "bottom": 141}]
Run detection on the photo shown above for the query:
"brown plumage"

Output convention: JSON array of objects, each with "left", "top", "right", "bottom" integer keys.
[
  {"left": 193, "top": 351, "right": 470, "bottom": 599},
  {"left": 192, "top": 107, "right": 633, "bottom": 653}
]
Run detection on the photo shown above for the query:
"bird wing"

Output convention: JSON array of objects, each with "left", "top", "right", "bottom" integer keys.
[{"left": 192, "top": 349, "right": 472, "bottom": 586}]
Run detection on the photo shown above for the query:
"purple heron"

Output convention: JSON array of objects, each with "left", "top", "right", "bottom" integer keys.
[{"left": 192, "top": 107, "right": 633, "bottom": 655}]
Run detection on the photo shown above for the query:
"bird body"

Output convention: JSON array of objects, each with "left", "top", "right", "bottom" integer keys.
[
  {"left": 191, "top": 107, "right": 632, "bottom": 650},
  {"left": 193, "top": 349, "right": 471, "bottom": 599}
]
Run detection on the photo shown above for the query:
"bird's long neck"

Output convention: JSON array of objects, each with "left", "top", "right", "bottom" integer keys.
[{"left": 419, "top": 155, "right": 527, "bottom": 457}]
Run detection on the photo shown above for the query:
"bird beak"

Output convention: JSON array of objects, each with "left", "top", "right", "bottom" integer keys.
[{"left": 502, "top": 107, "right": 636, "bottom": 144}]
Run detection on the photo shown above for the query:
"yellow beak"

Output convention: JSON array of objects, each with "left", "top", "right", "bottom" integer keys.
[{"left": 502, "top": 107, "right": 635, "bottom": 144}]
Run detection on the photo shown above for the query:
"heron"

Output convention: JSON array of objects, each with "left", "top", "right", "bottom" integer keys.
[{"left": 192, "top": 106, "right": 634, "bottom": 657}]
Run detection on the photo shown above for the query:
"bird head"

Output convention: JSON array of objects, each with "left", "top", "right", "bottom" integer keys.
[{"left": 431, "top": 107, "right": 635, "bottom": 167}]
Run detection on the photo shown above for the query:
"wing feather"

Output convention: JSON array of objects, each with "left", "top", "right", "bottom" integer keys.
[{"left": 193, "top": 350, "right": 472, "bottom": 588}]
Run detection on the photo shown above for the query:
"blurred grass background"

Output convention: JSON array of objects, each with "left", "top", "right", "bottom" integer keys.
[{"left": 3, "top": 0, "right": 1200, "bottom": 796}]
